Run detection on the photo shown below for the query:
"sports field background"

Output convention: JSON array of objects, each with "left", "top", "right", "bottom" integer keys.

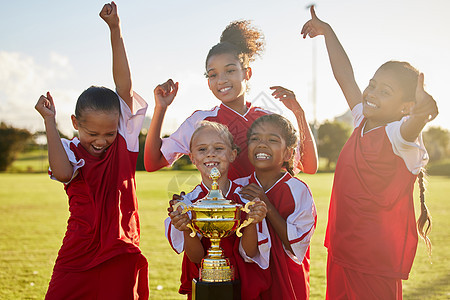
[{"left": 0, "top": 171, "right": 448, "bottom": 299}]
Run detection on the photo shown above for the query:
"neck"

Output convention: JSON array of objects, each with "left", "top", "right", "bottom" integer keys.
[
  {"left": 223, "top": 96, "right": 247, "bottom": 115},
  {"left": 254, "top": 169, "right": 285, "bottom": 191}
]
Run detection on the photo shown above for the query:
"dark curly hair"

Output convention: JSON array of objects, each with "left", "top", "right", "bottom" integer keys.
[{"left": 205, "top": 20, "right": 265, "bottom": 70}]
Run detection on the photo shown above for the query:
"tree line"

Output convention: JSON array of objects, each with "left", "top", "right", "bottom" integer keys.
[{"left": 1, "top": 121, "right": 449, "bottom": 173}]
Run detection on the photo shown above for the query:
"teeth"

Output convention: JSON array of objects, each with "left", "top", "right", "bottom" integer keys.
[
  {"left": 205, "top": 162, "right": 218, "bottom": 167},
  {"left": 366, "top": 101, "right": 377, "bottom": 108},
  {"left": 256, "top": 153, "right": 270, "bottom": 159},
  {"left": 219, "top": 87, "right": 231, "bottom": 92},
  {"left": 93, "top": 146, "right": 103, "bottom": 150}
]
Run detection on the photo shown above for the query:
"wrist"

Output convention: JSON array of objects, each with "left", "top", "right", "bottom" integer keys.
[{"left": 43, "top": 116, "right": 57, "bottom": 126}]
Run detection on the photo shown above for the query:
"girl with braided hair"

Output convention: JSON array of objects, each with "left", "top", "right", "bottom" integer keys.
[
  {"left": 302, "top": 6, "right": 438, "bottom": 299},
  {"left": 144, "top": 20, "right": 318, "bottom": 180}
]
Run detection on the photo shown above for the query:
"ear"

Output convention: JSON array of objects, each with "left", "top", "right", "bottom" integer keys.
[
  {"left": 283, "top": 147, "right": 294, "bottom": 162},
  {"left": 189, "top": 152, "right": 196, "bottom": 166},
  {"left": 71, "top": 115, "right": 79, "bottom": 130},
  {"left": 207, "top": 78, "right": 212, "bottom": 91},
  {"left": 244, "top": 67, "right": 252, "bottom": 80},
  {"left": 229, "top": 149, "right": 238, "bottom": 163},
  {"left": 401, "top": 101, "right": 415, "bottom": 115}
]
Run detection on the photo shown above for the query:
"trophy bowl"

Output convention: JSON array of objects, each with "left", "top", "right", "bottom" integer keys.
[{"left": 173, "top": 167, "right": 253, "bottom": 282}]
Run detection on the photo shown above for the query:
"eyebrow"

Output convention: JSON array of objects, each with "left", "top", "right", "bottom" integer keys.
[
  {"left": 250, "top": 132, "right": 282, "bottom": 139},
  {"left": 370, "top": 79, "right": 394, "bottom": 92},
  {"left": 206, "top": 63, "right": 238, "bottom": 73}
]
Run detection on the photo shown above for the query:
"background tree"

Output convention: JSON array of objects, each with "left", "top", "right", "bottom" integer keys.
[
  {"left": 318, "top": 120, "right": 351, "bottom": 171},
  {"left": 422, "top": 126, "right": 449, "bottom": 162},
  {"left": 0, "top": 123, "right": 32, "bottom": 171}
]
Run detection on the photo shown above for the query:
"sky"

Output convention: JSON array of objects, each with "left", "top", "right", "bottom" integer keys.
[{"left": 1, "top": 0, "right": 449, "bottom": 137}]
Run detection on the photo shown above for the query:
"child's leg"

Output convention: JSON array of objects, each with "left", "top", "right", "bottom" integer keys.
[
  {"left": 45, "top": 268, "right": 98, "bottom": 300},
  {"left": 98, "top": 253, "right": 149, "bottom": 300},
  {"left": 45, "top": 253, "right": 149, "bottom": 300},
  {"left": 326, "top": 254, "right": 402, "bottom": 300}
]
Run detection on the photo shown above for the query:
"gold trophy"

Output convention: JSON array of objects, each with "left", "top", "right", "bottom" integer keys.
[{"left": 173, "top": 167, "right": 254, "bottom": 282}]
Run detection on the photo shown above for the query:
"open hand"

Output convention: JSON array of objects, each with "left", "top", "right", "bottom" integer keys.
[
  {"left": 270, "top": 86, "right": 303, "bottom": 114},
  {"left": 154, "top": 79, "right": 179, "bottom": 109}
]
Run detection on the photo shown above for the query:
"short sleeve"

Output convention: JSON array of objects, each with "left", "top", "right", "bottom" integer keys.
[
  {"left": 385, "top": 118, "right": 429, "bottom": 175},
  {"left": 352, "top": 103, "right": 364, "bottom": 128},
  {"left": 49, "top": 138, "right": 85, "bottom": 184},
  {"left": 117, "top": 91, "right": 148, "bottom": 152},
  {"left": 161, "top": 107, "right": 220, "bottom": 165},
  {"left": 238, "top": 218, "right": 271, "bottom": 269},
  {"left": 285, "top": 179, "right": 316, "bottom": 264}
]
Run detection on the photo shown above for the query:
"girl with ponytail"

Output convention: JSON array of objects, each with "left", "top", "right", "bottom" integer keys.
[{"left": 144, "top": 20, "right": 318, "bottom": 180}]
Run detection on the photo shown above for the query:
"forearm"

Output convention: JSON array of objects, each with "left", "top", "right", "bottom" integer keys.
[
  {"left": 110, "top": 25, "right": 133, "bottom": 110},
  {"left": 323, "top": 25, "right": 361, "bottom": 109},
  {"left": 265, "top": 201, "right": 293, "bottom": 252},
  {"left": 183, "top": 232, "right": 205, "bottom": 264},
  {"left": 144, "top": 106, "right": 169, "bottom": 171},
  {"left": 401, "top": 116, "right": 429, "bottom": 143},
  {"left": 45, "top": 118, "right": 73, "bottom": 182},
  {"left": 240, "top": 223, "right": 258, "bottom": 258},
  {"left": 293, "top": 109, "right": 318, "bottom": 174}
]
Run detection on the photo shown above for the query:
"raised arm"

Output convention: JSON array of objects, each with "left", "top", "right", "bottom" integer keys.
[
  {"left": 35, "top": 92, "right": 73, "bottom": 183},
  {"left": 270, "top": 86, "right": 318, "bottom": 174},
  {"left": 100, "top": 2, "right": 133, "bottom": 111},
  {"left": 301, "top": 6, "right": 362, "bottom": 110},
  {"left": 144, "top": 79, "right": 179, "bottom": 172},
  {"left": 401, "top": 73, "right": 438, "bottom": 142}
]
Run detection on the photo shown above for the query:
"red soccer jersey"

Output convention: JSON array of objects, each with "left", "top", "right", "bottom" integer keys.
[
  {"left": 50, "top": 95, "right": 147, "bottom": 273},
  {"left": 325, "top": 118, "right": 419, "bottom": 279},
  {"left": 237, "top": 173, "right": 316, "bottom": 300}
]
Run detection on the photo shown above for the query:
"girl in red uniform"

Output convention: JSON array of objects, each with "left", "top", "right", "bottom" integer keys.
[
  {"left": 144, "top": 20, "right": 318, "bottom": 180},
  {"left": 301, "top": 6, "right": 438, "bottom": 299},
  {"left": 238, "top": 114, "right": 317, "bottom": 299},
  {"left": 35, "top": 3, "right": 149, "bottom": 299},
  {"left": 165, "top": 121, "right": 271, "bottom": 299}
]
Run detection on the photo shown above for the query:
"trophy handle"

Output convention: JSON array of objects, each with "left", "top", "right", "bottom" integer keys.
[
  {"left": 236, "top": 201, "right": 255, "bottom": 237},
  {"left": 172, "top": 202, "right": 197, "bottom": 238}
]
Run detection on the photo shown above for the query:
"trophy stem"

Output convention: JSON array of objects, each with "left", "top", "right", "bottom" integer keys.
[{"left": 200, "top": 238, "right": 234, "bottom": 282}]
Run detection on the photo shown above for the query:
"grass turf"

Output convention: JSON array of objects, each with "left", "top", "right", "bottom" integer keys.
[{"left": 0, "top": 171, "right": 448, "bottom": 299}]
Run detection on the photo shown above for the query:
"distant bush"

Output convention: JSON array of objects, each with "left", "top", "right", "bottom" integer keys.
[
  {"left": 426, "top": 160, "right": 450, "bottom": 176},
  {"left": 0, "top": 123, "right": 32, "bottom": 171}
]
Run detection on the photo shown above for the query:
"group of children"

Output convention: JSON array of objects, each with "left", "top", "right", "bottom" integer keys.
[{"left": 35, "top": 2, "right": 438, "bottom": 300}]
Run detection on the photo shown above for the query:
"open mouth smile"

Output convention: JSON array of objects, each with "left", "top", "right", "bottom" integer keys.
[{"left": 255, "top": 153, "right": 271, "bottom": 160}]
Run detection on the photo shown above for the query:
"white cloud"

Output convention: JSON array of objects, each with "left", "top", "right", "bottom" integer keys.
[{"left": 0, "top": 51, "right": 76, "bottom": 134}]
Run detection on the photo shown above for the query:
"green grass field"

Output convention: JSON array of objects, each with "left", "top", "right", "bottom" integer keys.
[{"left": 0, "top": 171, "right": 448, "bottom": 299}]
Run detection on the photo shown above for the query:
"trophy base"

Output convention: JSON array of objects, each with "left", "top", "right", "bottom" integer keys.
[{"left": 192, "top": 278, "right": 241, "bottom": 300}]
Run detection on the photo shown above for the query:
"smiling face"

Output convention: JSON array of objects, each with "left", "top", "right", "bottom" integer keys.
[
  {"left": 189, "top": 126, "right": 237, "bottom": 181},
  {"left": 247, "top": 121, "right": 292, "bottom": 173},
  {"left": 71, "top": 110, "right": 119, "bottom": 157},
  {"left": 206, "top": 53, "right": 251, "bottom": 110},
  {"left": 362, "top": 67, "right": 414, "bottom": 129}
]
